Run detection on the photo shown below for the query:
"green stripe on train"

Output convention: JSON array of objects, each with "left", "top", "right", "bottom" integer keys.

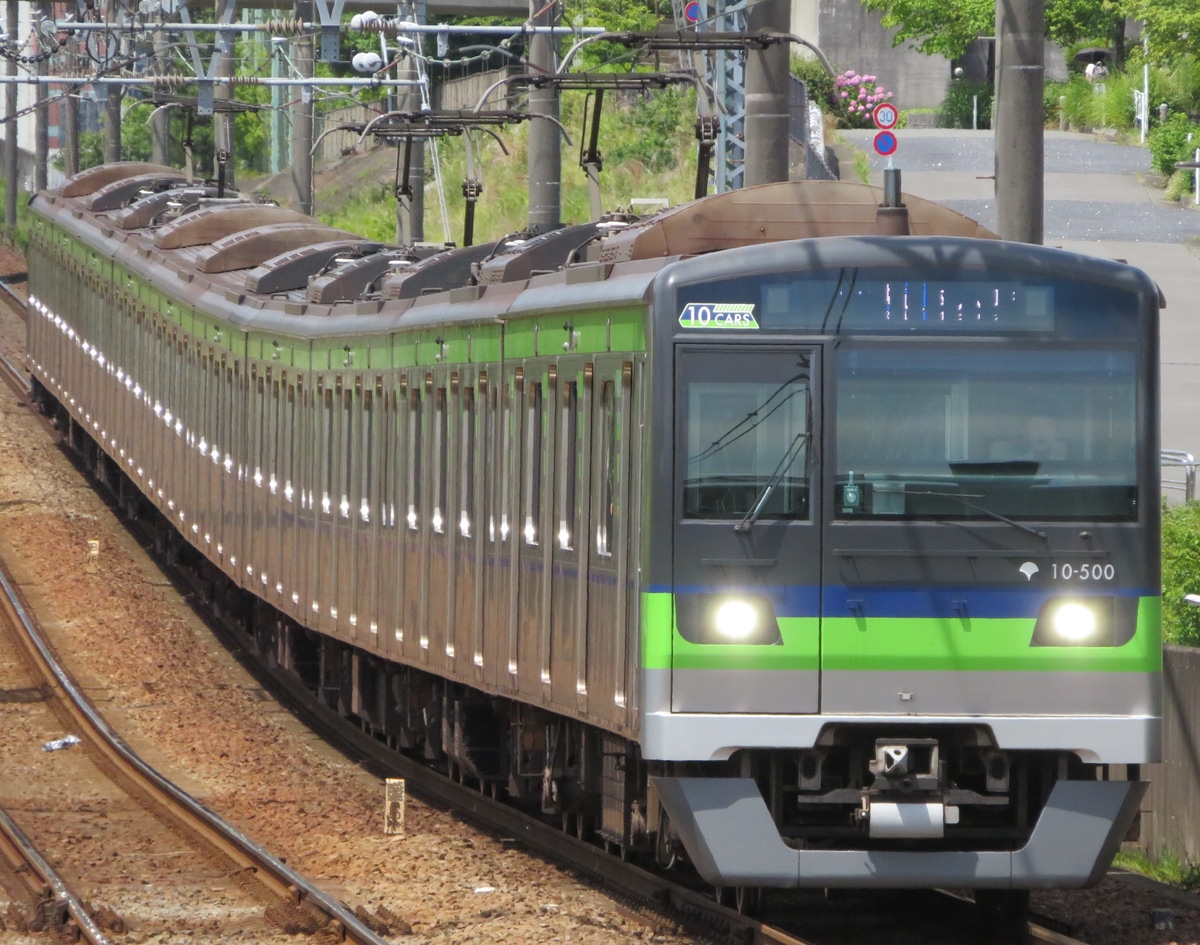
[
  {"left": 641, "top": 592, "right": 820, "bottom": 671},
  {"left": 642, "top": 592, "right": 1161, "bottom": 673}
]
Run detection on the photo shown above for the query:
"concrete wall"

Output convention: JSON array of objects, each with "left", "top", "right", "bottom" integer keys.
[{"left": 793, "top": 0, "right": 953, "bottom": 110}]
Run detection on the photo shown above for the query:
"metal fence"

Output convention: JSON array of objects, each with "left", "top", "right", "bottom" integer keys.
[{"left": 1162, "top": 449, "right": 1197, "bottom": 504}]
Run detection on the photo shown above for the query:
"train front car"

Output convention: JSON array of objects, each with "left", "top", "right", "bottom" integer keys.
[{"left": 643, "top": 236, "right": 1161, "bottom": 895}]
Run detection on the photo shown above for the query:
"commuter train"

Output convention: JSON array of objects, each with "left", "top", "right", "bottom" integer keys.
[{"left": 25, "top": 162, "right": 1162, "bottom": 913}]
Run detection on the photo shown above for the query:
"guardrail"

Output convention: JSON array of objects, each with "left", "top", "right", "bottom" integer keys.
[{"left": 1162, "top": 448, "right": 1196, "bottom": 503}]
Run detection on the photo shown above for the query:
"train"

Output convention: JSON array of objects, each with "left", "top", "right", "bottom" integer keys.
[{"left": 25, "top": 161, "right": 1162, "bottom": 915}]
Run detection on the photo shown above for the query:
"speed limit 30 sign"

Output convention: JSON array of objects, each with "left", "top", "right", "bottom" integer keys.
[{"left": 872, "top": 103, "right": 898, "bottom": 130}]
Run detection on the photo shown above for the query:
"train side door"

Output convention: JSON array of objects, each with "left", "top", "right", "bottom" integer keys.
[{"left": 671, "top": 346, "right": 821, "bottom": 714}]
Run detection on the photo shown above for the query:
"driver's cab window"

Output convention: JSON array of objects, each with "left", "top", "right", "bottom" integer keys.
[{"left": 680, "top": 350, "right": 810, "bottom": 521}]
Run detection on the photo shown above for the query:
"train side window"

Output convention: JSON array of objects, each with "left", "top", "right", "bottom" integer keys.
[
  {"left": 523, "top": 381, "right": 543, "bottom": 545},
  {"left": 596, "top": 380, "right": 616, "bottom": 558},
  {"left": 460, "top": 386, "right": 475, "bottom": 537},
  {"left": 558, "top": 380, "right": 579, "bottom": 551},
  {"left": 407, "top": 387, "right": 422, "bottom": 530}
]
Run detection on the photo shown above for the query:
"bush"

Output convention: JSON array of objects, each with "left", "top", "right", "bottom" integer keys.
[
  {"left": 833, "top": 70, "right": 894, "bottom": 128},
  {"left": 940, "top": 79, "right": 992, "bottom": 129},
  {"left": 1166, "top": 168, "right": 1195, "bottom": 202},
  {"left": 1162, "top": 501, "right": 1200, "bottom": 646},
  {"left": 1044, "top": 79, "right": 1069, "bottom": 125},
  {"left": 1148, "top": 113, "right": 1200, "bottom": 177},
  {"left": 790, "top": 54, "right": 836, "bottom": 114}
]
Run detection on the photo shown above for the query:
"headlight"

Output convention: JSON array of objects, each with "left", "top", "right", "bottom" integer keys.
[
  {"left": 1030, "top": 596, "right": 1138, "bottom": 647},
  {"left": 713, "top": 599, "right": 760, "bottom": 641},
  {"left": 675, "top": 593, "right": 782, "bottom": 645}
]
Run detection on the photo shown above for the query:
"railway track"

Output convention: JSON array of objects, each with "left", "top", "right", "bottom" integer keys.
[
  {"left": 0, "top": 274, "right": 29, "bottom": 398},
  {"left": 0, "top": 802, "right": 112, "bottom": 942},
  {"left": 0, "top": 552, "right": 395, "bottom": 944}
]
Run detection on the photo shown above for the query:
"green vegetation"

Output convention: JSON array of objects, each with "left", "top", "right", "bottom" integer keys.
[
  {"left": 0, "top": 180, "right": 33, "bottom": 253},
  {"left": 317, "top": 88, "right": 700, "bottom": 244},
  {"left": 859, "top": 0, "right": 1130, "bottom": 60},
  {"left": 1148, "top": 112, "right": 1200, "bottom": 177},
  {"left": 1162, "top": 501, "right": 1200, "bottom": 646},
  {"left": 1114, "top": 848, "right": 1200, "bottom": 891},
  {"left": 940, "top": 79, "right": 993, "bottom": 129}
]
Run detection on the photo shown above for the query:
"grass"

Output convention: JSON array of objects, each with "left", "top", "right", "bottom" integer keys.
[{"left": 1114, "top": 849, "right": 1200, "bottom": 892}]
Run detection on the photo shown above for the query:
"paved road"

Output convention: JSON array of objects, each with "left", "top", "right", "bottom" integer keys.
[{"left": 842, "top": 128, "right": 1200, "bottom": 482}]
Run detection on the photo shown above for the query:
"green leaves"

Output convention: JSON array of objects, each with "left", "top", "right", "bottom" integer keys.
[
  {"left": 860, "top": 0, "right": 1132, "bottom": 61},
  {"left": 1129, "top": 0, "right": 1200, "bottom": 62}
]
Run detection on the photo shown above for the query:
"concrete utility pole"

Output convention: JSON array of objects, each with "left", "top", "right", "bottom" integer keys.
[
  {"left": 104, "top": 84, "right": 122, "bottom": 164},
  {"left": 526, "top": 0, "right": 561, "bottom": 234},
  {"left": 292, "top": 2, "right": 314, "bottom": 215},
  {"left": 4, "top": 1, "right": 17, "bottom": 231},
  {"left": 215, "top": 0, "right": 237, "bottom": 190},
  {"left": 395, "top": 41, "right": 425, "bottom": 244},
  {"left": 994, "top": 0, "right": 1044, "bottom": 244},
  {"left": 151, "top": 27, "right": 170, "bottom": 165},
  {"left": 744, "top": 0, "right": 791, "bottom": 187},
  {"left": 34, "top": 0, "right": 50, "bottom": 192},
  {"left": 64, "top": 90, "right": 79, "bottom": 176}
]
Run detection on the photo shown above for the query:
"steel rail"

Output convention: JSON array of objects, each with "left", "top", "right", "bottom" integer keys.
[
  {"left": 0, "top": 558, "right": 392, "bottom": 945},
  {"left": 0, "top": 805, "right": 112, "bottom": 944}
]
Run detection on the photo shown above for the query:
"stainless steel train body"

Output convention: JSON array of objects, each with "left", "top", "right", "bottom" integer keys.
[{"left": 26, "top": 163, "right": 1162, "bottom": 896}]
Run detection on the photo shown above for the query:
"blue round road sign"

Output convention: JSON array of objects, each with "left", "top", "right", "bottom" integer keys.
[
  {"left": 684, "top": 1, "right": 700, "bottom": 21},
  {"left": 873, "top": 130, "right": 898, "bottom": 156}
]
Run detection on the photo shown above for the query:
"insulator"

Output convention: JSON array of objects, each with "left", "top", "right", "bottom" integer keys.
[{"left": 263, "top": 18, "right": 305, "bottom": 37}]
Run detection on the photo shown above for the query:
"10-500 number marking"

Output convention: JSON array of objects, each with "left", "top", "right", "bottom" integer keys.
[{"left": 1052, "top": 563, "right": 1116, "bottom": 581}]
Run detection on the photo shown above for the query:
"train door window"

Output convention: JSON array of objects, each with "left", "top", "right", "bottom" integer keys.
[
  {"left": 558, "top": 380, "right": 579, "bottom": 551},
  {"left": 360, "top": 386, "right": 373, "bottom": 523},
  {"left": 460, "top": 385, "right": 475, "bottom": 537},
  {"left": 596, "top": 379, "right": 616, "bottom": 558},
  {"left": 433, "top": 385, "right": 447, "bottom": 533},
  {"left": 680, "top": 352, "right": 810, "bottom": 521},
  {"left": 284, "top": 384, "right": 296, "bottom": 506},
  {"left": 496, "top": 376, "right": 514, "bottom": 543},
  {"left": 407, "top": 385, "right": 422, "bottom": 530},
  {"left": 320, "top": 386, "right": 334, "bottom": 516},
  {"left": 340, "top": 385, "right": 354, "bottom": 521},
  {"left": 523, "top": 380, "right": 544, "bottom": 545}
]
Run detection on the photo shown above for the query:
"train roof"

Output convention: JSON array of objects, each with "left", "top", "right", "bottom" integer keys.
[{"left": 31, "top": 161, "right": 1000, "bottom": 338}]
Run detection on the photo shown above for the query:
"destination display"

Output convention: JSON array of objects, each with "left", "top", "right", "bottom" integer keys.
[{"left": 673, "top": 267, "right": 1141, "bottom": 339}]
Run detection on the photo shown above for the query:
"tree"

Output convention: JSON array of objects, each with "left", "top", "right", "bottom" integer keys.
[
  {"left": 860, "top": 0, "right": 1132, "bottom": 64},
  {"left": 1128, "top": 0, "right": 1200, "bottom": 62}
]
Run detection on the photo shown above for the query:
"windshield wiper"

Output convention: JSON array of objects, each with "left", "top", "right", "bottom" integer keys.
[
  {"left": 907, "top": 490, "right": 1047, "bottom": 540},
  {"left": 735, "top": 432, "right": 810, "bottom": 533}
]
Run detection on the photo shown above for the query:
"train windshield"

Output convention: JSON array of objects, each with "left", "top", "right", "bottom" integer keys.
[
  {"left": 835, "top": 345, "right": 1138, "bottom": 522},
  {"left": 680, "top": 349, "right": 811, "bottom": 521}
]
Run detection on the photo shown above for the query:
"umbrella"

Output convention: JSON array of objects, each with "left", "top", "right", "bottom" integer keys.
[{"left": 1074, "top": 47, "right": 1112, "bottom": 64}]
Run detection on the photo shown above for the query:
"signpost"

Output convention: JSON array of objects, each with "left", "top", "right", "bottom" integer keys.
[{"left": 872, "top": 103, "right": 899, "bottom": 159}]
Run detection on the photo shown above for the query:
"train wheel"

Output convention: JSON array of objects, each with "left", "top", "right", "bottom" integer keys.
[{"left": 654, "top": 813, "right": 677, "bottom": 871}]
